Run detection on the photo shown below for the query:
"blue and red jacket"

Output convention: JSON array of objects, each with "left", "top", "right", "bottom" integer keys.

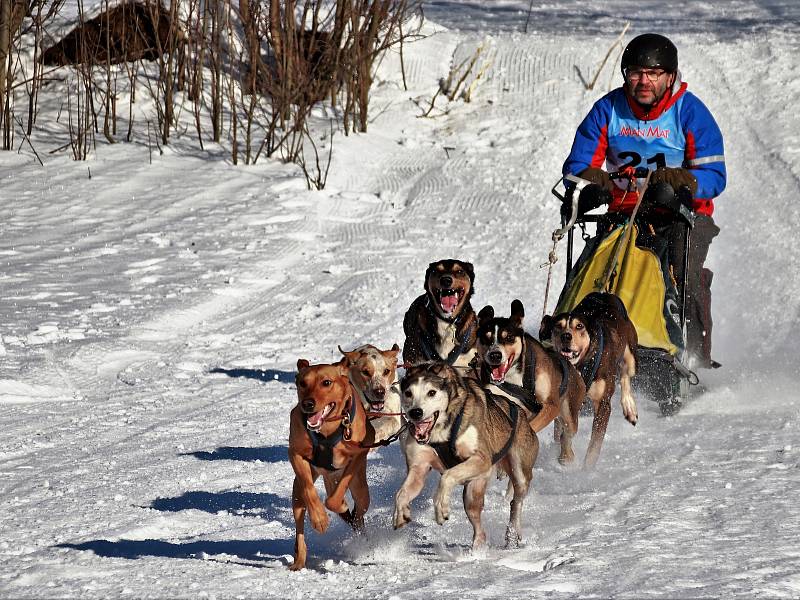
[{"left": 563, "top": 79, "right": 726, "bottom": 216}]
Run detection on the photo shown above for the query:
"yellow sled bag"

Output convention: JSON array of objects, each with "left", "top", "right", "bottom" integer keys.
[{"left": 555, "top": 224, "right": 682, "bottom": 354}]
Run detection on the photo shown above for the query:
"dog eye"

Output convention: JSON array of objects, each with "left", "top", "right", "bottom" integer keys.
[
  {"left": 322, "top": 379, "right": 332, "bottom": 387},
  {"left": 383, "top": 368, "right": 390, "bottom": 376},
  {"left": 361, "top": 369, "right": 370, "bottom": 377},
  {"left": 427, "top": 389, "right": 437, "bottom": 397},
  {"left": 576, "top": 323, "right": 584, "bottom": 330},
  {"left": 404, "top": 390, "right": 412, "bottom": 398}
]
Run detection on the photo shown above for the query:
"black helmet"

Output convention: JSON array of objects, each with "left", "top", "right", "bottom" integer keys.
[{"left": 621, "top": 33, "right": 678, "bottom": 75}]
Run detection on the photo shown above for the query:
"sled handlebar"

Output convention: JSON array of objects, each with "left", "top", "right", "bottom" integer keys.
[{"left": 552, "top": 167, "right": 651, "bottom": 238}]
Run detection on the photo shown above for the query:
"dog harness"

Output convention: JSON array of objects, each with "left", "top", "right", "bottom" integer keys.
[
  {"left": 488, "top": 339, "right": 571, "bottom": 413},
  {"left": 420, "top": 301, "right": 476, "bottom": 366},
  {"left": 578, "top": 327, "right": 605, "bottom": 386},
  {"left": 429, "top": 393, "right": 519, "bottom": 469},
  {"left": 306, "top": 397, "right": 358, "bottom": 471}
]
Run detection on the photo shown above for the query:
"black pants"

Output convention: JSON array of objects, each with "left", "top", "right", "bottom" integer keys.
[{"left": 653, "top": 215, "right": 720, "bottom": 365}]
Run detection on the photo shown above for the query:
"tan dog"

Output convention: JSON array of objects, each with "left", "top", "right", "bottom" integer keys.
[
  {"left": 473, "top": 300, "right": 585, "bottom": 465},
  {"left": 339, "top": 343, "right": 403, "bottom": 444},
  {"left": 394, "top": 362, "right": 538, "bottom": 549},
  {"left": 402, "top": 259, "right": 478, "bottom": 373},
  {"left": 540, "top": 292, "right": 638, "bottom": 468},
  {"left": 288, "top": 358, "right": 375, "bottom": 570}
]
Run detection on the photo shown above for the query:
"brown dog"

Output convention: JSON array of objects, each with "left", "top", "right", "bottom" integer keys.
[
  {"left": 288, "top": 358, "right": 375, "bottom": 570},
  {"left": 473, "top": 300, "right": 585, "bottom": 465},
  {"left": 540, "top": 292, "right": 638, "bottom": 468},
  {"left": 394, "top": 362, "right": 538, "bottom": 549},
  {"left": 339, "top": 343, "right": 403, "bottom": 444},
  {"left": 402, "top": 259, "right": 478, "bottom": 373}
]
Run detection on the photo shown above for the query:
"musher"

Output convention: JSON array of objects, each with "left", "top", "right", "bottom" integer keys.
[{"left": 562, "top": 32, "right": 726, "bottom": 369}]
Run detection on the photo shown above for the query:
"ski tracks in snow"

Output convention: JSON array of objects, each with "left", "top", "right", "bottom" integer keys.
[{"left": 4, "top": 23, "right": 800, "bottom": 598}]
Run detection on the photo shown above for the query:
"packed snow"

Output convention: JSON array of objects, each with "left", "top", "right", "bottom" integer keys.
[{"left": 1, "top": 1, "right": 799, "bottom": 598}]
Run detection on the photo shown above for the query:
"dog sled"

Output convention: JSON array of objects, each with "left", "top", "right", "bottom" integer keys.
[{"left": 549, "top": 167, "right": 700, "bottom": 416}]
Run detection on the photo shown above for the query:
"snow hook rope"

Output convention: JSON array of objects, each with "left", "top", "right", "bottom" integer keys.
[{"left": 540, "top": 235, "right": 560, "bottom": 320}]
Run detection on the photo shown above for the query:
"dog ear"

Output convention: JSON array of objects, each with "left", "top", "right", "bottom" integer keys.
[
  {"left": 338, "top": 345, "right": 359, "bottom": 366},
  {"left": 441, "top": 365, "right": 462, "bottom": 399},
  {"left": 539, "top": 315, "right": 554, "bottom": 341},
  {"left": 510, "top": 299, "right": 525, "bottom": 327},
  {"left": 477, "top": 304, "right": 494, "bottom": 326},
  {"left": 424, "top": 261, "right": 438, "bottom": 291},
  {"left": 335, "top": 357, "right": 350, "bottom": 378},
  {"left": 296, "top": 359, "right": 310, "bottom": 371},
  {"left": 384, "top": 344, "right": 401, "bottom": 363},
  {"left": 462, "top": 260, "right": 475, "bottom": 284}
]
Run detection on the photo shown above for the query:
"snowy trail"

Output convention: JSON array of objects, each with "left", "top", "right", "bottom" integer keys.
[{"left": 2, "top": 7, "right": 800, "bottom": 599}]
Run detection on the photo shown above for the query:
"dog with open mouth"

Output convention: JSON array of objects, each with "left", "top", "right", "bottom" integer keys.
[
  {"left": 288, "top": 358, "right": 375, "bottom": 570},
  {"left": 540, "top": 292, "right": 638, "bottom": 468},
  {"left": 394, "top": 362, "right": 538, "bottom": 550},
  {"left": 473, "top": 299, "right": 585, "bottom": 465},
  {"left": 402, "top": 259, "right": 478, "bottom": 373},
  {"left": 339, "top": 343, "right": 403, "bottom": 445}
]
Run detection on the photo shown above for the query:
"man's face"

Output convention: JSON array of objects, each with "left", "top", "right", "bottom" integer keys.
[{"left": 624, "top": 66, "right": 675, "bottom": 108}]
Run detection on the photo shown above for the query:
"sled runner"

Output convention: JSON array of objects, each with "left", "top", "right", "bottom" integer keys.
[{"left": 550, "top": 167, "right": 700, "bottom": 416}]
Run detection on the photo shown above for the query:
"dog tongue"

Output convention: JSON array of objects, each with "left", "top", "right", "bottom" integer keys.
[
  {"left": 414, "top": 419, "right": 434, "bottom": 441},
  {"left": 307, "top": 408, "right": 327, "bottom": 429},
  {"left": 440, "top": 294, "right": 459, "bottom": 314},
  {"left": 491, "top": 364, "right": 508, "bottom": 382}
]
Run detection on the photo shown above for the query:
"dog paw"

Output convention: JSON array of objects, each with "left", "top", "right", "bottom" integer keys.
[
  {"left": 621, "top": 397, "right": 638, "bottom": 425},
  {"left": 558, "top": 451, "right": 575, "bottom": 466},
  {"left": 504, "top": 526, "right": 521, "bottom": 549},
  {"left": 288, "top": 559, "right": 305, "bottom": 571},
  {"left": 434, "top": 499, "right": 450, "bottom": 525},
  {"left": 471, "top": 531, "right": 487, "bottom": 550},
  {"left": 393, "top": 504, "right": 411, "bottom": 529},
  {"left": 309, "top": 507, "right": 330, "bottom": 533}
]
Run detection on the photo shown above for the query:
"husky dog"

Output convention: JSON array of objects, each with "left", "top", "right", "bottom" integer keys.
[
  {"left": 394, "top": 362, "right": 538, "bottom": 549},
  {"left": 473, "top": 300, "right": 585, "bottom": 465},
  {"left": 402, "top": 259, "right": 478, "bottom": 373},
  {"left": 540, "top": 292, "right": 638, "bottom": 468},
  {"left": 288, "top": 359, "right": 375, "bottom": 570},
  {"left": 339, "top": 343, "right": 403, "bottom": 444}
]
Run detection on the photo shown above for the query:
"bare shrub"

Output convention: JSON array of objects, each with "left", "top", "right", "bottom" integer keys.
[{"left": 9, "top": 0, "right": 423, "bottom": 178}]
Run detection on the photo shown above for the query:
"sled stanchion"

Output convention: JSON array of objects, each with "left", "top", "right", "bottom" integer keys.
[{"left": 543, "top": 174, "right": 593, "bottom": 317}]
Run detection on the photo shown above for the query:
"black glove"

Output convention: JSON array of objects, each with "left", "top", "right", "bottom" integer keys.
[
  {"left": 578, "top": 167, "right": 614, "bottom": 193},
  {"left": 577, "top": 184, "right": 611, "bottom": 215},
  {"left": 561, "top": 183, "right": 611, "bottom": 219},
  {"left": 650, "top": 167, "right": 698, "bottom": 196}
]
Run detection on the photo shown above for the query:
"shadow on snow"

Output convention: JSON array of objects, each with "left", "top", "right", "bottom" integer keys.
[
  {"left": 148, "top": 490, "right": 289, "bottom": 520},
  {"left": 182, "top": 445, "right": 287, "bottom": 463},
  {"left": 57, "top": 538, "right": 294, "bottom": 566},
  {"left": 209, "top": 366, "right": 296, "bottom": 384}
]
